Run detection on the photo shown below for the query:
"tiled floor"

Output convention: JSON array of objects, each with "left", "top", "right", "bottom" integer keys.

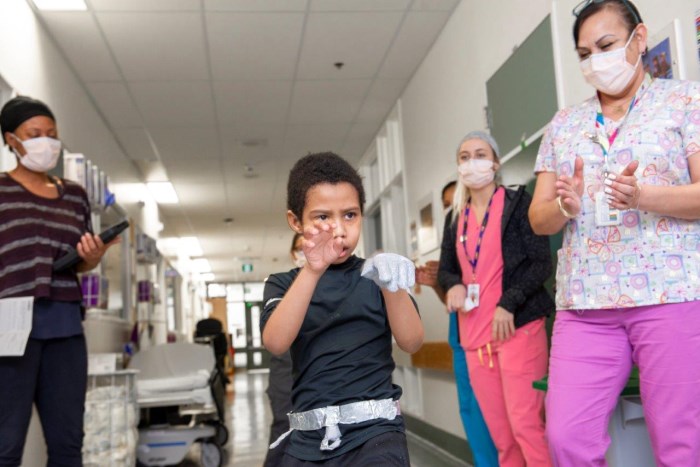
[{"left": 178, "top": 371, "right": 471, "bottom": 466}]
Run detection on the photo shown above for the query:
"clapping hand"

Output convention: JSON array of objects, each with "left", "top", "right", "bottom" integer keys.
[
  {"left": 556, "top": 156, "right": 584, "bottom": 217},
  {"left": 415, "top": 260, "right": 439, "bottom": 288},
  {"left": 604, "top": 160, "right": 641, "bottom": 210}
]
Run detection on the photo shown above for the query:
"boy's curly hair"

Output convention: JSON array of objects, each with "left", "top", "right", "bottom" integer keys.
[{"left": 287, "top": 152, "right": 366, "bottom": 220}]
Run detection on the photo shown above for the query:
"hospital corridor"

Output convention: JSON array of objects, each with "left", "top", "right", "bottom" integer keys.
[{"left": 1, "top": 0, "right": 700, "bottom": 466}]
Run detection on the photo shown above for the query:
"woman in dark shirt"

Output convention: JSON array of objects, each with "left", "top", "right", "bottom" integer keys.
[{"left": 0, "top": 96, "right": 116, "bottom": 466}]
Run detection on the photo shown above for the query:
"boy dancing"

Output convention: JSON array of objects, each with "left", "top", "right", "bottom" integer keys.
[{"left": 262, "top": 152, "right": 423, "bottom": 465}]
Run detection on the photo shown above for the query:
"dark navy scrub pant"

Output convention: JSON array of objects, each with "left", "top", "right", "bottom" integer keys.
[{"left": 0, "top": 335, "right": 88, "bottom": 467}]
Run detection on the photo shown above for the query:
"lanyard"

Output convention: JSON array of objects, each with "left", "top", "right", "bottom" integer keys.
[
  {"left": 590, "top": 75, "right": 651, "bottom": 175},
  {"left": 460, "top": 188, "right": 497, "bottom": 282},
  {"left": 593, "top": 96, "right": 638, "bottom": 166}
]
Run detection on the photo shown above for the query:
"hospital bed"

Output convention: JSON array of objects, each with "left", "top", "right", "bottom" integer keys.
[{"left": 129, "top": 342, "right": 228, "bottom": 467}]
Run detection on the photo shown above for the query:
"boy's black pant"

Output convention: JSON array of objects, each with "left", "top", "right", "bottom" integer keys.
[
  {"left": 0, "top": 336, "right": 87, "bottom": 467},
  {"left": 280, "top": 430, "right": 410, "bottom": 466}
]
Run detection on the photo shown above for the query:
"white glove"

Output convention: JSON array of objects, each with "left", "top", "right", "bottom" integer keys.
[{"left": 361, "top": 253, "right": 415, "bottom": 292}]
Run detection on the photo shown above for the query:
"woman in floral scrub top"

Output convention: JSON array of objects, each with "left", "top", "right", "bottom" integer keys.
[{"left": 529, "top": 0, "right": 700, "bottom": 465}]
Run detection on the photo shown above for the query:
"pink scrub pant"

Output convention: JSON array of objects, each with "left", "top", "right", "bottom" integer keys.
[
  {"left": 466, "top": 318, "right": 552, "bottom": 467},
  {"left": 545, "top": 301, "right": 700, "bottom": 466}
]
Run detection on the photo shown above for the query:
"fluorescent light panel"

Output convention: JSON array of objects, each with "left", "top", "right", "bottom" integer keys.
[
  {"left": 199, "top": 273, "right": 215, "bottom": 282},
  {"left": 191, "top": 258, "right": 211, "bottom": 273},
  {"left": 32, "top": 0, "right": 87, "bottom": 10},
  {"left": 180, "top": 236, "right": 203, "bottom": 257},
  {"left": 147, "top": 182, "right": 179, "bottom": 204}
]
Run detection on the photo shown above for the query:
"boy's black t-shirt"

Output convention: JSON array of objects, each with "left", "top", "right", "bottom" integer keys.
[{"left": 261, "top": 255, "right": 412, "bottom": 461}]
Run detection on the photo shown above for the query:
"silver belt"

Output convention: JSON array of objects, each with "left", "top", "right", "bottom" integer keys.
[{"left": 269, "top": 398, "right": 400, "bottom": 451}]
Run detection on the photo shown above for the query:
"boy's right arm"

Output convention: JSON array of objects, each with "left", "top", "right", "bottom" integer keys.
[
  {"left": 262, "top": 267, "right": 323, "bottom": 355},
  {"left": 262, "top": 220, "right": 344, "bottom": 355}
]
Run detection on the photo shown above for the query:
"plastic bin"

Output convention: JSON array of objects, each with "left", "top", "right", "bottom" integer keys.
[{"left": 83, "top": 370, "right": 139, "bottom": 467}]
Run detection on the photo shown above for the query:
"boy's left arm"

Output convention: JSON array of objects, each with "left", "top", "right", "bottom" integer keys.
[
  {"left": 362, "top": 253, "right": 424, "bottom": 353},
  {"left": 383, "top": 289, "right": 423, "bottom": 354}
]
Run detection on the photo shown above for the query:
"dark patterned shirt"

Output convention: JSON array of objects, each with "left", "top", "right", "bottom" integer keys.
[{"left": 0, "top": 172, "right": 92, "bottom": 301}]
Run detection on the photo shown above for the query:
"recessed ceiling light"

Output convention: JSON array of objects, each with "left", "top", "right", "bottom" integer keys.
[
  {"left": 146, "top": 181, "right": 179, "bottom": 204},
  {"left": 32, "top": 0, "right": 87, "bottom": 11}
]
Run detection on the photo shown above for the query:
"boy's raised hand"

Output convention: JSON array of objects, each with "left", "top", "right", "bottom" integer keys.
[
  {"left": 361, "top": 253, "right": 415, "bottom": 292},
  {"left": 302, "top": 221, "right": 344, "bottom": 272}
]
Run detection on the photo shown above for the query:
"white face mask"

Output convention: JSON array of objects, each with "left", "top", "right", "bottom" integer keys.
[
  {"left": 580, "top": 29, "right": 641, "bottom": 96},
  {"left": 458, "top": 159, "right": 495, "bottom": 189},
  {"left": 11, "top": 134, "right": 62, "bottom": 173}
]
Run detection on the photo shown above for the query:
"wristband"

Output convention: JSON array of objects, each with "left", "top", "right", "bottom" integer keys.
[{"left": 557, "top": 196, "right": 575, "bottom": 219}]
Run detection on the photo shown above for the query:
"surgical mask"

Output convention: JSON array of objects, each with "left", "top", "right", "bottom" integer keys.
[
  {"left": 293, "top": 250, "right": 306, "bottom": 268},
  {"left": 458, "top": 159, "right": 495, "bottom": 189},
  {"left": 580, "top": 29, "right": 641, "bottom": 96},
  {"left": 11, "top": 134, "right": 62, "bottom": 173}
]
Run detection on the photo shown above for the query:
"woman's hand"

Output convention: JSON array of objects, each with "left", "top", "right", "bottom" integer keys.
[
  {"left": 604, "top": 160, "right": 641, "bottom": 210},
  {"left": 446, "top": 284, "right": 467, "bottom": 313},
  {"left": 555, "top": 156, "right": 585, "bottom": 217},
  {"left": 76, "top": 233, "right": 118, "bottom": 270},
  {"left": 301, "top": 221, "right": 344, "bottom": 274},
  {"left": 416, "top": 260, "right": 439, "bottom": 288},
  {"left": 492, "top": 306, "right": 515, "bottom": 341}
]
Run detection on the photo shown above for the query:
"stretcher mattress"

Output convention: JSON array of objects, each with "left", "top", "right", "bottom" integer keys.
[{"left": 129, "top": 343, "right": 217, "bottom": 408}]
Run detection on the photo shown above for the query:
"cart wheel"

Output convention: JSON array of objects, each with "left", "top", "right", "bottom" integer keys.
[
  {"left": 215, "top": 423, "right": 229, "bottom": 446},
  {"left": 201, "top": 441, "right": 223, "bottom": 467}
]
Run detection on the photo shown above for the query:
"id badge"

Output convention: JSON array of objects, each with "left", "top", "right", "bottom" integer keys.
[
  {"left": 463, "top": 283, "right": 480, "bottom": 312},
  {"left": 595, "top": 191, "right": 620, "bottom": 226}
]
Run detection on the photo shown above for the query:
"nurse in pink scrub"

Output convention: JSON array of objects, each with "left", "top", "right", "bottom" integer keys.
[{"left": 438, "top": 131, "right": 554, "bottom": 467}]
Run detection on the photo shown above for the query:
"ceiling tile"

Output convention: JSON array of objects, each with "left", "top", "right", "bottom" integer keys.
[
  {"left": 206, "top": 13, "right": 304, "bottom": 80},
  {"left": 149, "top": 127, "right": 220, "bottom": 160},
  {"left": 166, "top": 159, "right": 225, "bottom": 184},
  {"left": 129, "top": 81, "right": 216, "bottom": 127},
  {"left": 378, "top": 11, "right": 451, "bottom": 79},
  {"left": 283, "top": 123, "right": 349, "bottom": 158},
  {"left": 86, "top": 82, "right": 141, "bottom": 128},
  {"left": 310, "top": 0, "right": 410, "bottom": 11},
  {"left": 213, "top": 80, "right": 292, "bottom": 126},
  {"left": 90, "top": 0, "right": 200, "bottom": 11},
  {"left": 41, "top": 12, "right": 121, "bottom": 81},
  {"left": 114, "top": 128, "right": 159, "bottom": 161},
  {"left": 225, "top": 181, "right": 277, "bottom": 215},
  {"left": 171, "top": 182, "right": 228, "bottom": 209},
  {"left": 218, "top": 123, "right": 286, "bottom": 164},
  {"left": 204, "top": 0, "right": 308, "bottom": 11},
  {"left": 355, "top": 79, "right": 406, "bottom": 123},
  {"left": 96, "top": 12, "right": 209, "bottom": 81},
  {"left": 297, "top": 12, "right": 403, "bottom": 80},
  {"left": 288, "top": 80, "right": 371, "bottom": 124},
  {"left": 410, "top": 0, "right": 460, "bottom": 11}
]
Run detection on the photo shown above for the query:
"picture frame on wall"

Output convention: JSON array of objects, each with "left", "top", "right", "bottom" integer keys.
[{"left": 643, "top": 18, "right": 687, "bottom": 80}]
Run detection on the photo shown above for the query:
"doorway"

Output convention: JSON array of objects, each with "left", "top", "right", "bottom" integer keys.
[{"left": 217, "top": 282, "right": 272, "bottom": 371}]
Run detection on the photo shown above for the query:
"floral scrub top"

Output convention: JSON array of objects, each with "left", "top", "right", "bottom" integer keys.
[{"left": 535, "top": 77, "right": 700, "bottom": 310}]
